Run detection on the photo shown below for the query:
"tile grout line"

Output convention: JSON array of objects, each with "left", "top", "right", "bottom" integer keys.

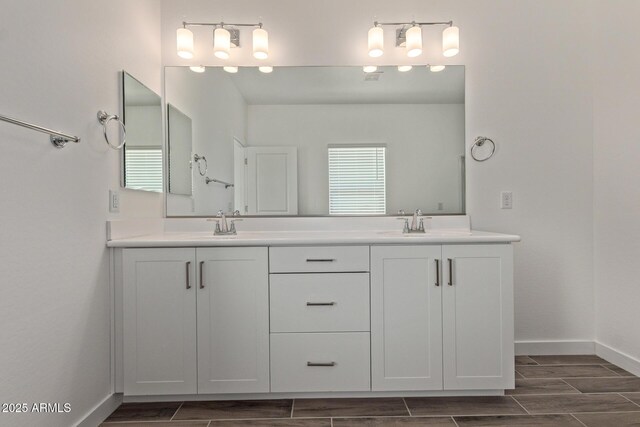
[
  {"left": 601, "top": 364, "right": 624, "bottom": 377},
  {"left": 509, "top": 395, "right": 531, "bottom": 415},
  {"left": 559, "top": 378, "right": 583, "bottom": 393},
  {"left": 402, "top": 397, "right": 413, "bottom": 416},
  {"left": 619, "top": 393, "right": 640, "bottom": 408},
  {"left": 290, "top": 399, "right": 295, "bottom": 418},
  {"left": 169, "top": 401, "right": 184, "bottom": 421},
  {"left": 569, "top": 413, "right": 589, "bottom": 427}
]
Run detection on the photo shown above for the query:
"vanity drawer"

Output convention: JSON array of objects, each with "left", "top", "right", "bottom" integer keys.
[
  {"left": 269, "top": 246, "right": 369, "bottom": 273},
  {"left": 270, "top": 332, "right": 370, "bottom": 392},
  {"left": 270, "top": 273, "right": 370, "bottom": 333}
]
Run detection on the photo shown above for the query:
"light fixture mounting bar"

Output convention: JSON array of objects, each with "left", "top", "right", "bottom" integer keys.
[
  {"left": 374, "top": 20, "right": 453, "bottom": 27},
  {"left": 182, "top": 21, "right": 263, "bottom": 28}
]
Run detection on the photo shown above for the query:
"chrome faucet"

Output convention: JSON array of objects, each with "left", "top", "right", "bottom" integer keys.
[
  {"left": 209, "top": 210, "right": 242, "bottom": 235},
  {"left": 398, "top": 209, "right": 426, "bottom": 234}
]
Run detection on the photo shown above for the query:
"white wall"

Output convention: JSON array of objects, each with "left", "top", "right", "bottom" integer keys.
[
  {"left": 0, "top": 1, "right": 162, "bottom": 426},
  {"left": 165, "top": 67, "right": 247, "bottom": 215},
  {"left": 593, "top": 0, "right": 640, "bottom": 362},
  {"left": 162, "top": 0, "right": 595, "bottom": 344},
  {"left": 247, "top": 104, "right": 465, "bottom": 214}
]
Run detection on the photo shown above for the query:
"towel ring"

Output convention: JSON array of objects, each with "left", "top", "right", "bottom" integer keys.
[
  {"left": 193, "top": 154, "right": 208, "bottom": 176},
  {"left": 471, "top": 136, "right": 495, "bottom": 162},
  {"left": 97, "top": 110, "right": 126, "bottom": 150}
]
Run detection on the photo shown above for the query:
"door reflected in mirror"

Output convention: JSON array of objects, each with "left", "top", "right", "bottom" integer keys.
[
  {"left": 122, "top": 71, "right": 163, "bottom": 192},
  {"left": 164, "top": 66, "right": 465, "bottom": 216}
]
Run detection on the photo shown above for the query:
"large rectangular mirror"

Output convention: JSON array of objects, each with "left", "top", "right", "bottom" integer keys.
[
  {"left": 122, "top": 71, "right": 163, "bottom": 192},
  {"left": 165, "top": 66, "right": 465, "bottom": 216}
]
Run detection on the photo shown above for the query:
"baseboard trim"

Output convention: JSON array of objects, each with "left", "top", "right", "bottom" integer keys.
[
  {"left": 515, "top": 340, "right": 595, "bottom": 356},
  {"left": 596, "top": 342, "right": 640, "bottom": 377},
  {"left": 76, "top": 393, "right": 121, "bottom": 427}
]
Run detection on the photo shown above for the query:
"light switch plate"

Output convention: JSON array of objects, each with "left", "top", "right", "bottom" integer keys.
[
  {"left": 109, "top": 190, "right": 120, "bottom": 213},
  {"left": 501, "top": 191, "right": 513, "bottom": 209}
]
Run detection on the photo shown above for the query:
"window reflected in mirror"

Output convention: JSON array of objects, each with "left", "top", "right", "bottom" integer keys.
[{"left": 122, "top": 71, "right": 163, "bottom": 193}]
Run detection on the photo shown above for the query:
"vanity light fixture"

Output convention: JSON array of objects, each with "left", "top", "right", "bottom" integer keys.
[
  {"left": 429, "top": 65, "right": 446, "bottom": 72},
  {"left": 258, "top": 66, "right": 273, "bottom": 73},
  {"left": 397, "top": 65, "right": 413, "bottom": 72},
  {"left": 176, "top": 21, "right": 269, "bottom": 60},
  {"left": 405, "top": 25, "right": 422, "bottom": 57},
  {"left": 363, "top": 65, "right": 378, "bottom": 73},
  {"left": 223, "top": 66, "right": 239, "bottom": 73},
  {"left": 189, "top": 65, "right": 206, "bottom": 73},
  {"left": 176, "top": 27, "right": 194, "bottom": 59},
  {"left": 367, "top": 24, "right": 384, "bottom": 57},
  {"left": 213, "top": 27, "right": 231, "bottom": 59},
  {"left": 368, "top": 20, "right": 459, "bottom": 58}
]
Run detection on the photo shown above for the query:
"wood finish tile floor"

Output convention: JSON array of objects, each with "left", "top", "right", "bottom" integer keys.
[{"left": 102, "top": 355, "right": 640, "bottom": 426}]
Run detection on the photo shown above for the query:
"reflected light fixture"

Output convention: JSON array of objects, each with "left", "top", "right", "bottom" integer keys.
[
  {"left": 223, "top": 66, "right": 239, "bottom": 73},
  {"left": 398, "top": 65, "right": 412, "bottom": 72},
  {"left": 363, "top": 65, "right": 378, "bottom": 73},
  {"left": 368, "top": 24, "right": 384, "bottom": 57},
  {"left": 176, "top": 27, "right": 194, "bottom": 59},
  {"left": 189, "top": 65, "right": 206, "bottom": 73},
  {"left": 258, "top": 66, "right": 273, "bottom": 73},
  {"left": 176, "top": 20, "right": 269, "bottom": 60},
  {"left": 429, "top": 65, "right": 446, "bottom": 72},
  {"left": 368, "top": 19, "right": 459, "bottom": 58}
]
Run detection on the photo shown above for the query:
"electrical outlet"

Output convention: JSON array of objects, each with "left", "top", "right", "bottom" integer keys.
[
  {"left": 501, "top": 191, "right": 513, "bottom": 209},
  {"left": 109, "top": 190, "right": 120, "bottom": 213}
]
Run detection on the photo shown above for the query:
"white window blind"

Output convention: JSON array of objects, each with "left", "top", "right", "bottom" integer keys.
[
  {"left": 124, "top": 147, "right": 163, "bottom": 192},
  {"left": 328, "top": 145, "right": 386, "bottom": 215}
]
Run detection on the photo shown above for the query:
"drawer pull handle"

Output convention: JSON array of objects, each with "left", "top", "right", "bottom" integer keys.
[
  {"left": 306, "top": 258, "right": 336, "bottom": 262},
  {"left": 306, "top": 302, "right": 336, "bottom": 306},
  {"left": 199, "top": 261, "right": 205, "bottom": 289},
  {"left": 448, "top": 258, "right": 453, "bottom": 286},
  {"left": 435, "top": 259, "right": 440, "bottom": 287},
  {"left": 307, "top": 361, "right": 337, "bottom": 367},
  {"left": 185, "top": 262, "right": 191, "bottom": 289}
]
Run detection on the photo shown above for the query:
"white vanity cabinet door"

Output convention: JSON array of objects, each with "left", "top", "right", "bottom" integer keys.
[
  {"left": 122, "top": 248, "right": 197, "bottom": 395},
  {"left": 442, "top": 244, "right": 514, "bottom": 390},
  {"left": 196, "top": 247, "right": 270, "bottom": 394},
  {"left": 370, "top": 245, "right": 443, "bottom": 391}
]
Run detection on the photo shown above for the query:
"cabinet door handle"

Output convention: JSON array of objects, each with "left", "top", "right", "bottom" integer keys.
[
  {"left": 199, "top": 261, "right": 205, "bottom": 289},
  {"left": 185, "top": 262, "right": 191, "bottom": 289},
  {"left": 306, "top": 258, "right": 336, "bottom": 262},
  {"left": 448, "top": 258, "right": 453, "bottom": 286},
  {"left": 435, "top": 259, "right": 440, "bottom": 287},
  {"left": 306, "top": 302, "right": 336, "bottom": 306},
  {"left": 307, "top": 361, "right": 336, "bottom": 367}
]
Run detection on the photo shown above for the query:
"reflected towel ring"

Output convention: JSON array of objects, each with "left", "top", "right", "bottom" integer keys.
[
  {"left": 193, "top": 154, "right": 208, "bottom": 176},
  {"left": 97, "top": 110, "right": 126, "bottom": 150},
  {"left": 471, "top": 136, "right": 495, "bottom": 162}
]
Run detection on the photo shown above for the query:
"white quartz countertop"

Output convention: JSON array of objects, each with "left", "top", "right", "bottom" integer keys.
[{"left": 107, "top": 229, "right": 521, "bottom": 247}]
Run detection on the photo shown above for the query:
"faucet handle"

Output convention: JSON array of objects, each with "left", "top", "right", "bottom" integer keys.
[
  {"left": 233, "top": 210, "right": 241, "bottom": 216},
  {"left": 397, "top": 209, "right": 405, "bottom": 215},
  {"left": 416, "top": 209, "right": 423, "bottom": 216},
  {"left": 217, "top": 210, "right": 224, "bottom": 217},
  {"left": 397, "top": 217, "right": 410, "bottom": 233}
]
